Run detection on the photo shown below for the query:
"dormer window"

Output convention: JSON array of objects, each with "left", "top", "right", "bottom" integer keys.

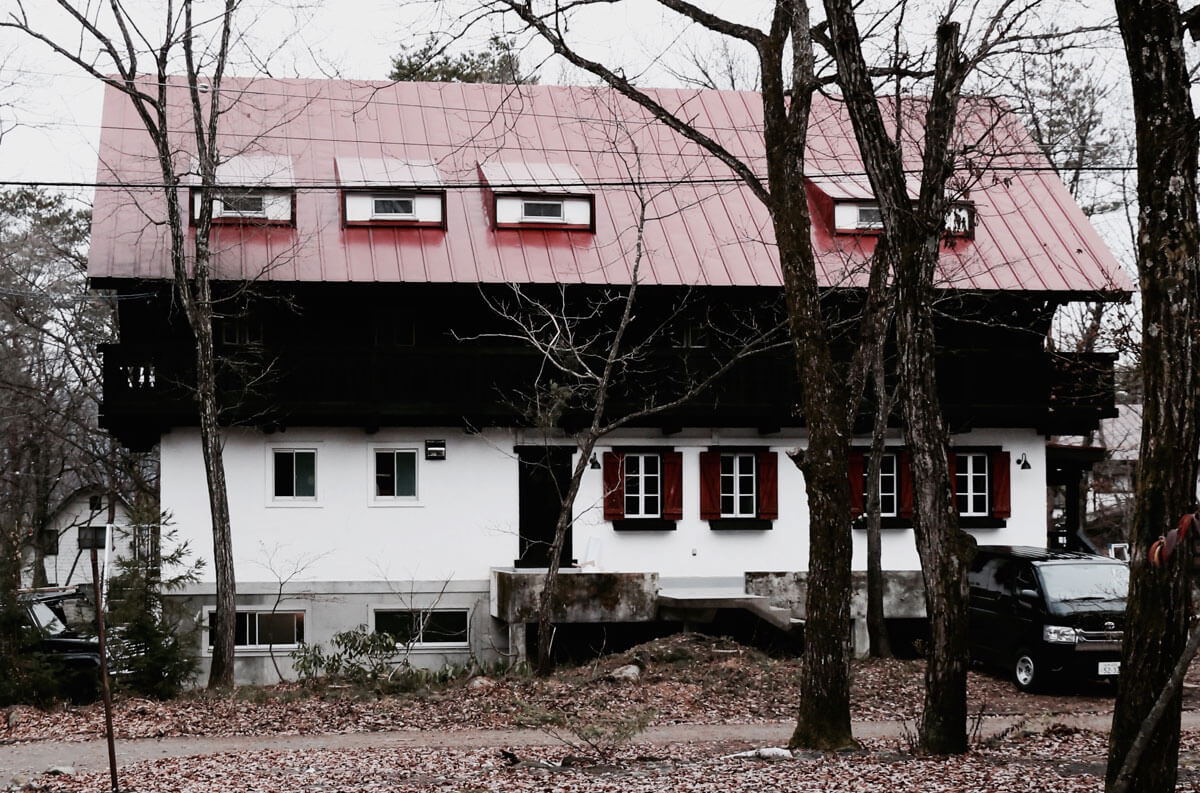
[
  {"left": 193, "top": 155, "right": 296, "bottom": 226},
  {"left": 833, "top": 201, "right": 884, "bottom": 233},
  {"left": 832, "top": 199, "right": 974, "bottom": 237},
  {"left": 336, "top": 158, "right": 446, "bottom": 229},
  {"left": 521, "top": 200, "right": 563, "bottom": 220},
  {"left": 480, "top": 160, "right": 595, "bottom": 232}
]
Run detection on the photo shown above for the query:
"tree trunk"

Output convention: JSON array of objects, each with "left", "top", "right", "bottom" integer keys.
[
  {"left": 819, "top": 6, "right": 972, "bottom": 752},
  {"left": 895, "top": 269, "right": 970, "bottom": 754},
  {"left": 1106, "top": 2, "right": 1200, "bottom": 789},
  {"left": 866, "top": 349, "right": 893, "bottom": 658},
  {"left": 192, "top": 278, "right": 237, "bottom": 689},
  {"left": 160, "top": 146, "right": 237, "bottom": 690},
  {"left": 534, "top": 435, "right": 595, "bottom": 675}
]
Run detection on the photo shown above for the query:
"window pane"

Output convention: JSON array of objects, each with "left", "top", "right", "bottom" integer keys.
[
  {"left": 739, "top": 494, "right": 755, "bottom": 515},
  {"left": 721, "top": 494, "right": 734, "bottom": 514},
  {"left": 626, "top": 456, "right": 640, "bottom": 475},
  {"left": 422, "top": 611, "right": 469, "bottom": 643},
  {"left": 375, "top": 451, "right": 395, "bottom": 496},
  {"left": 294, "top": 451, "right": 316, "bottom": 497},
  {"left": 256, "top": 612, "right": 299, "bottom": 645},
  {"left": 721, "top": 456, "right": 734, "bottom": 476},
  {"left": 373, "top": 197, "right": 414, "bottom": 216},
  {"left": 221, "top": 193, "right": 264, "bottom": 214},
  {"left": 274, "top": 451, "right": 295, "bottom": 497},
  {"left": 644, "top": 495, "right": 659, "bottom": 515},
  {"left": 374, "top": 610, "right": 418, "bottom": 644},
  {"left": 395, "top": 452, "right": 416, "bottom": 497},
  {"left": 523, "top": 201, "right": 562, "bottom": 218}
]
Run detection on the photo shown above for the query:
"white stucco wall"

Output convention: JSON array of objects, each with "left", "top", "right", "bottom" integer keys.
[
  {"left": 161, "top": 427, "right": 522, "bottom": 584},
  {"left": 846, "top": 428, "right": 1048, "bottom": 571},
  {"left": 161, "top": 425, "right": 1049, "bottom": 585}
]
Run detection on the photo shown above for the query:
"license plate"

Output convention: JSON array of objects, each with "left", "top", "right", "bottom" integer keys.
[{"left": 1099, "top": 661, "right": 1120, "bottom": 676}]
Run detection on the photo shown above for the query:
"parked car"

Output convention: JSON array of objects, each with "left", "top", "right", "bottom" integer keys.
[
  {"left": 18, "top": 590, "right": 102, "bottom": 702},
  {"left": 968, "top": 545, "right": 1127, "bottom": 692}
]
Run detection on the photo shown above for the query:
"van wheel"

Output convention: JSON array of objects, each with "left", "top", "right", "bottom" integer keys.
[{"left": 1013, "top": 648, "right": 1040, "bottom": 692}]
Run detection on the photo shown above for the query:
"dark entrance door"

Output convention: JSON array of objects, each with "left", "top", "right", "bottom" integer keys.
[{"left": 516, "top": 445, "right": 574, "bottom": 568}]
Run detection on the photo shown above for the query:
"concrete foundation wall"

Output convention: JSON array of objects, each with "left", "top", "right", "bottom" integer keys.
[
  {"left": 175, "top": 579, "right": 509, "bottom": 686},
  {"left": 491, "top": 569, "right": 659, "bottom": 623},
  {"left": 745, "top": 570, "right": 928, "bottom": 620}
]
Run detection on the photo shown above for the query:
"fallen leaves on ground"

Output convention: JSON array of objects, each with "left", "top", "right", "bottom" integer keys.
[
  {"left": 32, "top": 730, "right": 1139, "bottom": 793},
  {"left": 1, "top": 632, "right": 1176, "bottom": 745}
]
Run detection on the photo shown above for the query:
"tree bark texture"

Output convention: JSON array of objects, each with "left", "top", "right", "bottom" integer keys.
[
  {"left": 534, "top": 438, "right": 594, "bottom": 675},
  {"left": 1106, "top": 2, "right": 1200, "bottom": 790},
  {"left": 821, "top": 3, "right": 972, "bottom": 753},
  {"left": 866, "top": 350, "right": 893, "bottom": 658}
]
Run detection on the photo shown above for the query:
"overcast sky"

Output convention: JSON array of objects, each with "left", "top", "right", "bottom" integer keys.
[
  {"left": 0, "top": 0, "right": 1130, "bottom": 218},
  {"left": 0, "top": 0, "right": 775, "bottom": 195}
]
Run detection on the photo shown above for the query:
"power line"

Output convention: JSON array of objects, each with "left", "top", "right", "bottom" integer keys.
[{"left": 0, "top": 161, "right": 1138, "bottom": 193}]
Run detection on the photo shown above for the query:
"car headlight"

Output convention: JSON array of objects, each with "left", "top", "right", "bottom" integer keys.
[{"left": 1043, "top": 625, "right": 1080, "bottom": 644}]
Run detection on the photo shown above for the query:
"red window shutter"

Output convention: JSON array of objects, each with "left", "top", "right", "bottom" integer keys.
[
  {"left": 602, "top": 452, "right": 625, "bottom": 521},
  {"left": 663, "top": 451, "right": 683, "bottom": 521},
  {"left": 899, "top": 450, "right": 914, "bottom": 520},
  {"left": 848, "top": 450, "right": 865, "bottom": 518},
  {"left": 699, "top": 451, "right": 721, "bottom": 520},
  {"left": 991, "top": 450, "right": 1011, "bottom": 519},
  {"left": 758, "top": 451, "right": 778, "bottom": 520}
]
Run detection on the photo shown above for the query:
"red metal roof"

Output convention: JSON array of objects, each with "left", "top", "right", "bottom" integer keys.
[{"left": 88, "top": 78, "right": 1131, "bottom": 295}]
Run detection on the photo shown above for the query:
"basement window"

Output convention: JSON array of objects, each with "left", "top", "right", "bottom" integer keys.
[
  {"left": 207, "top": 610, "right": 305, "bottom": 649},
  {"left": 373, "top": 609, "right": 469, "bottom": 646}
]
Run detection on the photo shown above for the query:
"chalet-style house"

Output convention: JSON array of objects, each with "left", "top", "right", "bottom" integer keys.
[
  {"left": 20, "top": 486, "right": 135, "bottom": 591},
  {"left": 88, "top": 79, "right": 1129, "bottom": 683}
]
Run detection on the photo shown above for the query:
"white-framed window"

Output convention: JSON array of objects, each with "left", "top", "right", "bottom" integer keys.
[
  {"left": 217, "top": 191, "right": 265, "bottom": 217},
  {"left": 371, "top": 195, "right": 416, "bottom": 218},
  {"left": 374, "top": 448, "right": 418, "bottom": 500},
  {"left": 273, "top": 448, "right": 317, "bottom": 500},
  {"left": 955, "top": 452, "right": 990, "bottom": 516},
  {"left": 521, "top": 199, "right": 564, "bottom": 220},
  {"left": 720, "top": 453, "right": 757, "bottom": 518},
  {"left": 207, "top": 610, "right": 304, "bottom": 649},
  {"left": 373, "top": 609, "right": 469, "bottom": 647},
  {"left": 623, "top": 453, "right": 662, "bottom": 518},
  {"left": 861, "top": 452, "right": 899, "bottom": 517}
]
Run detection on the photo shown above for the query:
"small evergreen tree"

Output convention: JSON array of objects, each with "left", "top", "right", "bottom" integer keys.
[{"left": 106, "top": 507, "right": 203, "bottom": 699}]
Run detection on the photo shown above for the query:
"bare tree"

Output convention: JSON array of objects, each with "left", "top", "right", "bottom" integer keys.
[
  {"left": 1104, "top": 2, "right": 1200, "bottom": 791},
  {"left": 3, "top": 0, "right": 245, "bottom": 687},
  {"left": 816, "top": 0, "right": 1092, "bottom": 753},
  {"left": 472, "top": 0, "right": 894, "bottom": 748},
  {"left": 471, "top": 132, "right": 786, "bottom": 673}
]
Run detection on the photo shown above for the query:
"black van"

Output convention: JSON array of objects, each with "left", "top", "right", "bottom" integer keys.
[{"left": 968, "top": 545, "right": 1127, "bottom": 691}]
